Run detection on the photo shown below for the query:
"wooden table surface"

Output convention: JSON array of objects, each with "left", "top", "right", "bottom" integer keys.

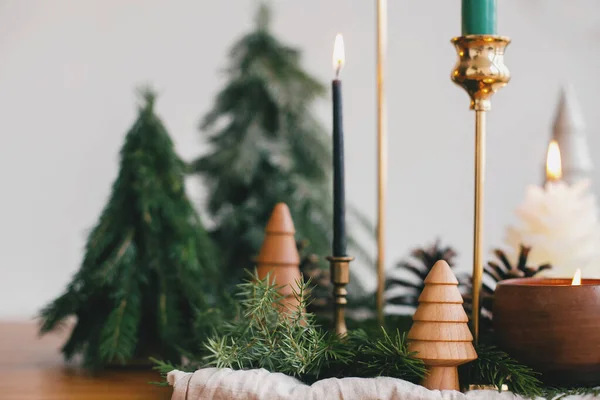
[{"left": 0, "top": 322, "right": 172, "bottom": 400}]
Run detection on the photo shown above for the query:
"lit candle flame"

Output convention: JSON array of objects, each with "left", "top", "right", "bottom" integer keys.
[
  {"left": 572, "top": 268, "right": 582, "bottom": 286},
  {"left": 546, "top": 140, "right": 562, "bottom": 181},
  {"left": 332, "top": 34, "right": 345, "bottom": 77}
]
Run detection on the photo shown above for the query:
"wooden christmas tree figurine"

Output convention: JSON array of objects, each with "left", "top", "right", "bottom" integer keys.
[
  {"left": 408, "top": 260, "right": 477, "bottom": 391},
  {"left": 256, "top": 203, "right": 302, "bottom": 311}
]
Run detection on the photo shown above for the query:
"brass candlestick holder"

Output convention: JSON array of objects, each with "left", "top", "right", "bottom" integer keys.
[
  {"left": 327, "top": 256, "right": 354, "bottom": 336},
  {"left": 451, "top": 35, "right": 510, "bottom": 341}
]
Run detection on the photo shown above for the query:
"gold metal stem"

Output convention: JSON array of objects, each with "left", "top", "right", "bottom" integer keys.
[
  {"left": 376, "top": 0, "right": 388, "bottom": 327},
  {"left": 472, "top": 110, "right": 486, "bottom": 342},
  {"left": 451, "top": 35, "right": 510, "bottom": 341},
  {"left": 327, "top": 256, "right": 354, "bottom": 336}
]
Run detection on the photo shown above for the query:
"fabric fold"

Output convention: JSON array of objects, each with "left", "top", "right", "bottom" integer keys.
[{"left": 167, "top": 368, "right": 532, "bottom": 400}]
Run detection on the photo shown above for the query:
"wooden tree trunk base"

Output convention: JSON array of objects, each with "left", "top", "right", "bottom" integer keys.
[{"left": 422, "top": 366, "right": 459, "bottom": 391}]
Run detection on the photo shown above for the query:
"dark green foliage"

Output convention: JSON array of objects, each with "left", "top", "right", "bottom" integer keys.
[
  {"left": 162, "top": 272, "right": 425, "bottom": 383},
  {"left": 460, "top": 345, "right": 543, "bottom": 397},
  {"left": 385, "top": 240, "right": 457, "bottom": 309},
  {"left": 347, "top": 328, "right": 426, "bottom": 381},
  {"left": 299, "top": 241, "right": 332, "bottom": 316},
  {"left": 461, "top": 245, "right": 551, "bottom": 334},
  {"left": 39, "top": 90, "right": 220, "bottom": 368},
  {"left": 541, "top": 387, "right": 600, "bottom": 399},
  {"left": 190, "top": 3, "right": 371, "bottom": 286},
  {"left": 154, "top": 274, "right": 595, "bottom": 398}
]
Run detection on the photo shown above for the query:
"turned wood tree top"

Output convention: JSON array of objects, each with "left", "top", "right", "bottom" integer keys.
[
  {"left": 407, "top": 260, "right": 477, "bottom": 366},
  {"left": 256, "top": 203, "right": 300, "bottom": 266}
]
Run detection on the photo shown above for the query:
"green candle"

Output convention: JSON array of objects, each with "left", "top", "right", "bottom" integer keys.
[{"left": 462, "top": 0, "right": 497, "bottom": 35}]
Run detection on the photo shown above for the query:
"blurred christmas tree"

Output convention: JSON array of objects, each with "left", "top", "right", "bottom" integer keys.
[
  {"left": 191, "top": 4, "right": 371, "bottom": 285},
  {"left": 39, "top": 90, "right": 220, "bottom": 368}
]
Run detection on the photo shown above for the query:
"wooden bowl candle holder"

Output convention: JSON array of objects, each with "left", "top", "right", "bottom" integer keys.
[{"left": 494, "top": 277, "right": 600, "bottom": 386}]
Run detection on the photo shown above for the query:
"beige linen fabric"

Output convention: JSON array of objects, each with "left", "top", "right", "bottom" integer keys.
[{"left": 167, "top": 368, "right": 531, "bottom": 400}]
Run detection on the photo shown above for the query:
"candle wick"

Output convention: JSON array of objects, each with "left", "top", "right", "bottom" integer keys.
[{"left": 335, "top": 62, "right": 341, "bottom": 79}]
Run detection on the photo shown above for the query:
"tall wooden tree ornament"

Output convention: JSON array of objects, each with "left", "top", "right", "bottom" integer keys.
[
  {"left": 408, "top": 260, "right": 477, "bottom": 391},
  {"left": 256, "top": 203, "right": 302, "bottom": 311}
]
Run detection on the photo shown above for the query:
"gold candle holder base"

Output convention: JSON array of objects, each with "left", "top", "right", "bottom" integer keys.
[
  {"left": 451, "top": 35, "right": 510, "bottom": 341},
  {"left": 327, "top": 256, "right": 354, "bottom": 336},
  {"left": 466, "top": 384, "right": 508, "bottom": 392}
]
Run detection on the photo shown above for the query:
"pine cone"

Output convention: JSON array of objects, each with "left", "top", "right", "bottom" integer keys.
[
  {"left": 461, "top": 245, "right": 551, "bottom": 334},
  {"left": 385, "top": 240, "right": 457, "bottom": 310}
]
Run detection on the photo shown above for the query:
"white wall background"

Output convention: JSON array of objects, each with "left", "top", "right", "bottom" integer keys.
[{"left": 1, "top": 0, "right": 599, "bottom": 318}]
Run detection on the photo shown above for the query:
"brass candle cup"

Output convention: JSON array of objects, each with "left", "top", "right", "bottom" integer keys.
[
  {"left": 450, "top": 34, "right": 510, "bottom": 341},
  {"left": 494, "top": 278, "right": 600, "bottom": 386}
]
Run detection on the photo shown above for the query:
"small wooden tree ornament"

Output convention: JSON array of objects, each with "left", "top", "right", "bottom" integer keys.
[
  {"left": 256, "top": 203, "right": 302, "bottom": 311},
  {"left": 407, "top": 260, "right": 477, "bottom": 391}
]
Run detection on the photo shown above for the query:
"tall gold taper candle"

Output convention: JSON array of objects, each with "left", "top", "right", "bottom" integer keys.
[{"left": 375, "top": 0, "right": 388, "bottom": 327}]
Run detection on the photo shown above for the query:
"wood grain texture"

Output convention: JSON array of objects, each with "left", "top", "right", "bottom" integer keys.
[
  {"left": 407, "top": 322, "right": 473, "bottom": 342},
  {"left": 418, "top": 285, "right": 463, "bottom": 304},
  {"left": 407, "top": 260, "right": 477, "bottom": 391},
  {"left": 256, "top": 203, "right": 302, "bottom": 305},
  {"left": 0, "top": 322, "right": 171, "bottom": 400},
  {"left": 423, "top": 261, "right": 459, "bottom": 285},
  {"left": 421, "top": 366, "right": 458, "bottom": 391},
  {"left": 413, "top": 303, "right": 468, "bottom": 322},
  {"left": 408, "top": 341, "right": 478, "bottom": 366}
]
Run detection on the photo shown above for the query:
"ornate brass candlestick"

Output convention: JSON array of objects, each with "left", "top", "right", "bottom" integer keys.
[
  {"left": 327, "top": 256, "right": 354, "bottom": 336},
  {"left": 451, "top": 35, "right": 510, "bottom": 341}
]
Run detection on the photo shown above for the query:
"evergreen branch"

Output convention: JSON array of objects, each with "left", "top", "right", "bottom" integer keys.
[
  {"left": 541, "top": 387, "right": 600, "bottom": 399},
  {"left": 150, "top": 357, "right": 181, "bottom": 387},
  {"left": 96, "top": 231, "right": 135, "bottom": 285},
  {"left": 38, "top": 290, "right": 79, "bottom": 334},
  {"left": 153, "top": 272, "right": 597, "bottom": 397},
  {"left": 354, "top": 328, "right": 426, "bottom": 380},
  {"left": 461, "top": 345, "right": 544, "bottom": 397},
  {"left": 137, "top": 86, "right": 157, "bottom": 112},
  {"left": 99, "top": 283, "right": 141, "bottom": 363},
  {"left": 167, "top": 272, "right": 424, "bottom": 385}
]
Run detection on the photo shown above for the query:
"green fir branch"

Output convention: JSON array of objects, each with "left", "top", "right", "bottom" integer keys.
[
  {"left": 355, "top": 328, "right": 425, "bottom": 380},
  {"left": 159, "top": 272, "right": 424, "bottom": 385},
  {"left": 99, "top": 285, "right": 142, "bottom": 364},
  {"left": 541, "top": 387, "right": 600, "bottom": 399},
  {"left": 461, "top": 345, "right": 544, "bottom": 397}
]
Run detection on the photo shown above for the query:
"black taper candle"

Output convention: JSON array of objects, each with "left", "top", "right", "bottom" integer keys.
[{"left": 332, "top": 78, "right": 347, "bottom": 257}]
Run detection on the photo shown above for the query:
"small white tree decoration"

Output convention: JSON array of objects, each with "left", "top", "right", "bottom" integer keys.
[
  {"left": 506, "top": 137, "right": 600, "bottom": 278},
  {"left": 545, "top": 85, "right": 593, "bottom": 185},
  {"left": 505, "top": 180, "right": 600, "bottom": 278}
]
